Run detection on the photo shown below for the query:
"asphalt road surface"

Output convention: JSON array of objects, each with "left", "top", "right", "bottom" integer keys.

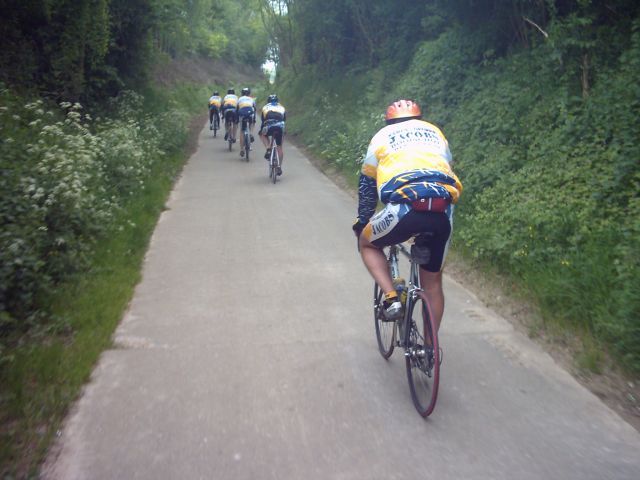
[{"left": 43, "top": 124, "right": 640, "bottom": 480}]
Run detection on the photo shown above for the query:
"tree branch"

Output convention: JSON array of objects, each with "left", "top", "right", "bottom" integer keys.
[{"left": 523, "top": 16, "right": 549, "bottom": 38}]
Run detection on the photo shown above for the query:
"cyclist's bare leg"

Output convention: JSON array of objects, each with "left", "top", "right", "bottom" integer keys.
[
  {"left": 239, "top": 121, "right": 245, "bottom": 150},
  {"left": 224, "top": 113, "right": 231, "bottom": 137},
  {"left": 260, "top": 132, "right": 270, "bottom": 149},
  {"left": 276, "top": 144, "right": 284, "bottom": 163},
  {"left": 419, "top": 269, "right": 444, "bottom": 332},
  {"left": 232, "top": 120, "right": 238, "bottom": 141},
  {"left": 358, "top": 235, "right": 395, "bottom": 296}
]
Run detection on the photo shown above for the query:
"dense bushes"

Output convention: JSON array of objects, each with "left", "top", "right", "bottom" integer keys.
[
  {"left": 278, "top": 18, "right": 640, "bottom": 372},
  {"left": 0, "top": 85, "right": 201, "bottom": 350},
  {"left": 449, "top": 21, "right": 640, "bottom": 371}
]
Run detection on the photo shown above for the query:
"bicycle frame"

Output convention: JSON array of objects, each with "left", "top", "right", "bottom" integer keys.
[
  {"left": 378, "top": 239, "right": 440, "bottom": 417},
  {"left": 241, "top": 117, "right": 251, "bottom": 136},
  {"left": 240, "top": 117, "right": 251, "bottom": 160},
  {"left": 387, "top": 244, "right": 423, "bottom": 347},
  {"left": 223, "top": 111, "right": 235, "bottom": 150}
]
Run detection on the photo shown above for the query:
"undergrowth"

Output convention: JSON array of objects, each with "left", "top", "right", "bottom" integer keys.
[
  {"left": 0, "top": 82, "right": 210, "bottom": 478},
  {"left": 276, "top": 19, "right": 640, "bottom": 375}
]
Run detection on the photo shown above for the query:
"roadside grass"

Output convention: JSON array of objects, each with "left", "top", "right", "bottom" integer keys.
[
  {"left": 446, "top": 247, "right": 613, "bottom": 373},
  {"left": 0, "top": 113, "right": 204, "bottom": 479}
]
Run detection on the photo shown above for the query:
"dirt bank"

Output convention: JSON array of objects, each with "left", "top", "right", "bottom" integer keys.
[{"left": 153, "top": 56, "right": 262, "bottom": 88}]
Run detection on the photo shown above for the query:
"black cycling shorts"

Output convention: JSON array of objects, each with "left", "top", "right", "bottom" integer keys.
[
  {"left": 224, "top": 109, "right": 237, "bottom": 123},
  {"left": 365, "top": 203, "right": 452, "bottom": 272},
  {"left": 262, "top": 125, "right": 284, "bottom": 146}
]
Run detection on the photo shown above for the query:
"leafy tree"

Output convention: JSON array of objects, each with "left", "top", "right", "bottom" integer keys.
[{"left": 0, "top": 0, "right": 268, "bottom": 101}]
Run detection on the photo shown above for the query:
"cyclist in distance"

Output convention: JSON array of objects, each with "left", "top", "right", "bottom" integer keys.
[
  {"left": 222, "top": 88, "right": 239, "bottom": 142},
  {"left": 208, "top": 91, "right": 221, "bottom": 130},
  {"left": 352, "top": 99, "right": 462, "bottom": 331},
  {"left": 259, "top": 94, "right": 286, "bottom": 175},
  {"left": 237, "top": 87, "right": 257, "bottom": 157}
]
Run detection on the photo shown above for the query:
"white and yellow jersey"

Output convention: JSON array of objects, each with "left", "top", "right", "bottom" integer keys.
[
  {"left": 222, "top": 94, "right": 238, "bottom": 109},
  {"left": 361, "top": 119, "right": 462, "bottom": 204},
  {"left": 208, "top": 95, "right": 221, "bottom": 108},
  {"left": 261, "top": 103, "right": 286, "bottom": 122},
  {"left": 237, "top": 95, "right": 255, "bottom": 110}
]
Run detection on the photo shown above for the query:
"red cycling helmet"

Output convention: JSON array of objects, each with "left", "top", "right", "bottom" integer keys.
[{"left": 385, "top": 99, "right": 422, "bottom": 123}]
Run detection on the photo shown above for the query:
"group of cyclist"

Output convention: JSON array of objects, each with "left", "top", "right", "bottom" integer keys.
[
  {"left": 210, "top": 90, "right": 462, "bottom": 333},
  {"left": 208, "top": 88, "right": 287, "bottom": 175}
]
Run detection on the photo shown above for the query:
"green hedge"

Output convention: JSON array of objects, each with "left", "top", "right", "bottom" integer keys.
[
  {"left": 277, "top": 21, "right": 640, "bottom": 373},
  {"left": 0, "top": 84, "right": 208, "bottom": 353}
]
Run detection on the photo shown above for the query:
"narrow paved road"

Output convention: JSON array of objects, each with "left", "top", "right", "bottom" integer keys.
[{"left": 44, "top": 124, "right": 640, "bottom": 479}]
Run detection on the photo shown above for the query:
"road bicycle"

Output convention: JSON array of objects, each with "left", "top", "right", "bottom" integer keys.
[
  {"left": 240, "top": 116, "right": 251, "bottom": 161},
  {"left": 373, "top": 238, "right": 440, "bottom": 417},
  {"left": 224, "top": 114, "right": 235, "bottom": 151},
  {"left": 211, "top": 112, "right": 220, "bottom": 138},
  {"left": 267, "top": 136, "right": 281, "bottom": 184}
]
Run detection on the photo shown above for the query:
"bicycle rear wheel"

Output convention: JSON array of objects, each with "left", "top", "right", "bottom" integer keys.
[
  {"left": 405, "top": 292, "right": 440, "bottom": 417},
  {"left": 244, "top": 131, "right": 250, "bottom": 161},
  {"left": 268, "top": 156, "right": 275, "bottom": 183},
  {"left": 270, "top": 149, "right": 278, "bottom": 184},
  {"left": 225, "top": 121, "right": 232, "bottom": 150},
  {"left": 374, "top": 283, "right": 395, "bottom": 358}
]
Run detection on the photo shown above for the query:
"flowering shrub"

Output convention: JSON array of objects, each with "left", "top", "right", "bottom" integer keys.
[{"left": 0, "top": 87, "right": 190, "bottom": 339}]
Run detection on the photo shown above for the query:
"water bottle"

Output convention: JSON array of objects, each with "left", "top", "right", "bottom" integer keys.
[{"left": 393, "top": 277, "right": 407, "bottom": 307}]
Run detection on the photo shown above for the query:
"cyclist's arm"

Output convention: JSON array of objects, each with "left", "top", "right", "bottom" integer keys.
[
  {"left": 259, "top": 110, "right": 266, "bottom": 131},
  {"left": 357, "top": 174, "right": 378, "bottom": 225},
  {"left": 356, "top": 142, "right": 381, "bottom": 224}
]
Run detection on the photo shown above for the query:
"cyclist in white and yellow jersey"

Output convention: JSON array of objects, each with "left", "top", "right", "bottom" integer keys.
[
  {"left": 259, "top": 94, "right": 286, "bottom": 175},
  {"left": 352, "top": 99, "right": 462, "bottom": 331},
  {"left": 222, "top": 88, "right": 238, "bottom": 143},
  {"left": 208, "top": 91, "right": 221, "bottom": 130},
  {"left": 237, "top": 87, "right": 256, "bottom": 157}
]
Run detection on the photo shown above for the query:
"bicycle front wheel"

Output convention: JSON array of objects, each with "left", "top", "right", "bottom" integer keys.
[
  {"left": 374, "top": 283, "right": 395, "bottom": 358},
  {"left": 405, "top": 292, "right": 440, "bottom": 417}
]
